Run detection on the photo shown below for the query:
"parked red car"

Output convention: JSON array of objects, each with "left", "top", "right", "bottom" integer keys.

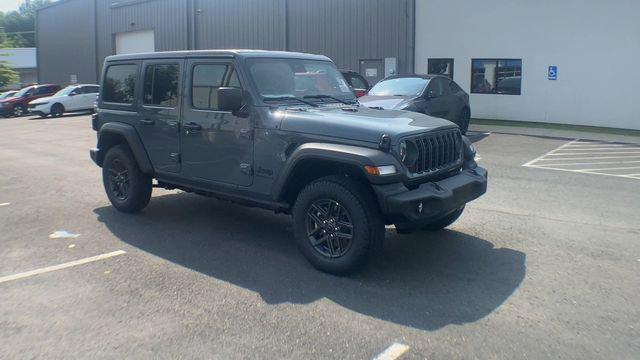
[{"left": 0, "top": 84, "right": 61, "bottom": 117}]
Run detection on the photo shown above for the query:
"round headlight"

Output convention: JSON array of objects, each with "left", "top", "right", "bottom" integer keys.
[
  {"left": 399, "top": 141, "right": 407, "bottom": 162},
  {"left": 399, "top": 140, "right": 419, "bottom": 168}
]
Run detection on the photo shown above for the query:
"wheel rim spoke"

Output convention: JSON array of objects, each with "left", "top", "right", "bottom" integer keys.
[{"left": 305, "top": 198, "right": 354, "bottom": 258}]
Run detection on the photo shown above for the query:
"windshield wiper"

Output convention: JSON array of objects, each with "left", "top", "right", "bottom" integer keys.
[
  {"left": 303, "top": 94, "right": 356, "bottom": 105},
  {"left": 262, "top": 96, "right": 318, "bottom": 107}
]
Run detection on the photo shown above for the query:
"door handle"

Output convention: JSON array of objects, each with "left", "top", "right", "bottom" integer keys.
[
  {"left": 139, "top": 119, "right": 155, "bottom": 126},
  {"left": 183, "top": 122, "right": 202, "bottom": 134}
]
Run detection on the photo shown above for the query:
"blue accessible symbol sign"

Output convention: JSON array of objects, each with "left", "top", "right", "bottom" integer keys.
[{"left": 548, "top": 66, "right": 558, "bottom": 80}]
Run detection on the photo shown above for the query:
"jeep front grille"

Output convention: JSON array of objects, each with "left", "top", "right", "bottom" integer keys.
[{"left": 406, "top": 129, "right": 463, "bottom": 175}]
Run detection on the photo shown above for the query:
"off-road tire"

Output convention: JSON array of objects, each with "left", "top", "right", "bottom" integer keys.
[
  {"left": 292, "top": 175, "right": 384, "bottom": 275},
  {"left": 102, "top": 144, "right": 152, "bottom": 213},
  {"left": 422, "top": 206, "right": 465, "bottom": 231}
]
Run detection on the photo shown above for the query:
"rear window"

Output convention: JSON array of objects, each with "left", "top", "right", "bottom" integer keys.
[{"left": 103, "top": 64, "right": 138, "bottom": 104}]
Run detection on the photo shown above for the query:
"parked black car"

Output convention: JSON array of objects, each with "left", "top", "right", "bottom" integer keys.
[
  {"left": 359, "top": 75, "right": 471, "bottom": 134},
  {"left": 90, "top": 50, "right": 487, "bottom": 274},
  {"left": 340, "top": 70, "right": 370, "bottom": 97}
]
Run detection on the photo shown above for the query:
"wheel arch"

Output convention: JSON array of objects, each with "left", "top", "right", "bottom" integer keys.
[
  {"left": 273, "top": 143, "right": 401, "bottom": 209},
  {"left": 96, "top": 122, "right": 153, "bottom": 174}
]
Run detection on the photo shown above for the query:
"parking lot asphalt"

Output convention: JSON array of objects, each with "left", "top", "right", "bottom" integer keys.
[{"left": 1, "top": 114, "right": 639, "bottom": 359}]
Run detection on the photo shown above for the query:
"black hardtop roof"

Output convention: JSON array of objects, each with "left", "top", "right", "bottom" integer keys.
[{"left": 105, "top": 49, "right": 331, "bottom": 62}]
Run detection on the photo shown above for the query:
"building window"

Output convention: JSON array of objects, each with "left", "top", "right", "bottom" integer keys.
[
  {"left": 191, "top": 64, "right": 241, "bottom": 111},
  {"left": 471, "top": 59, "right": 522, "bottom": 95},
  {"left": 428, "top": 58, "right": 454, "bottom": 79},
  {"left": 103, "top": 64, "right": 137, "bottom": 104},
  {"left": 142, "top": 63, "right": 179, "bottom": 107}
]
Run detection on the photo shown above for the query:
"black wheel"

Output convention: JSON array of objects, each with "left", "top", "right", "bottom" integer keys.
[
  {"left": 457, "top": 108, "right": 470, "bottom": 134},
  {"left": 51, "top": 103, "right": 65, "bottom": 117},
  {"left": 422, "top": 206, "right": 465, "bottom": 231},
  {"left": 292, "top": 175, "right": 384, "bottom": 275},
  {"left": 12, "top": 104, "right": 26, "bottom": 117},
  {"left": 102, "top": 144, "right": 152, "bottom": 213}
]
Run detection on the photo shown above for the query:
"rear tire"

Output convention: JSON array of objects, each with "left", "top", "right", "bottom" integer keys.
[
  {"left": 102, "top": 144, "right": 152, "bottom": 213},
  {"left": 12, "top": 104, "right": 26, "bottom": 117},
  {"left": 422, "top": 206, "right": 465, "bottom": 231},
  {"left": 292, "top": 175, "right": 384, "bottom": 275},
  {"left": 51, "top": 103, "right": 65, "bottom": 117},
  {"left": 458, "top": 108, "right": 470, "bottom": 134}
]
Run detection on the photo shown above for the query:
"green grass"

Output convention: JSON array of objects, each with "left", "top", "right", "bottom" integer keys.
[{"left": 471, "top": 118, "right": 640, "bottom": 137}]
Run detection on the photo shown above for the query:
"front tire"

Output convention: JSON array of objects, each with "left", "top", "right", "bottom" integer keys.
[
  {"left": 292, "top": 175, "right": 384, "bottom": 275},
  {"left": 102, "top": 144, "right": 152, "bottom": 213},
  {"left": 51, "top": 103, "right": 65, "bottom": 117},
  {"left": 422, "top": 206, "right": 465, "bottom": 231}
]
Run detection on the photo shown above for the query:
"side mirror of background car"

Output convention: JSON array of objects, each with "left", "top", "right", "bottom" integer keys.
[
  {"left": 426, "top": 90, "right": 437, "bottom": 99},
  {"left": 69, "top": 92, "right": 77, "bottom": 96},
  {"left": 217, "top": 87, "right": 244, "bottom": 113}
]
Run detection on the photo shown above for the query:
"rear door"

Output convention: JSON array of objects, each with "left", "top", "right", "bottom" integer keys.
[
  {"left": 180, "top": 59, "right": 253, "bottom": 186},
  {"left": 137, "top": 60, "right": 182, "bottom": 173}
]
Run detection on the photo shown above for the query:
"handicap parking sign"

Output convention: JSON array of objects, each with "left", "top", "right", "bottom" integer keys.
[{"left": 548, "top": 66, "right": 558, "bottom": 80}]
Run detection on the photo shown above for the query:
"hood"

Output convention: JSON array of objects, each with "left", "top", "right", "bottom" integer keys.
[
  {"left": 0, "top": 96, "right": 22, "bottom": 104},
  {"left": 29, "top": 96, "right": 53, "bottom": 105},
  {"left": 358, "top": 95, "right": 417, "bottom": 110},
  {"left": 278, "top": 106, "right": 456, "bottom": 144}
]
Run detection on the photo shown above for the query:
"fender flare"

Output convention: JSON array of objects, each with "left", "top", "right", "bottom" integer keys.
[
  {"left": 272, "top": 142, "right": 402, "bottom": 201},
  {"left": 96, "top": 122, "right": 153, "bottom": 174}
]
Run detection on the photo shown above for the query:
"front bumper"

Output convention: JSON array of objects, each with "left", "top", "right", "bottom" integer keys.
[
  {"left": 29, "top": 103, "right": 50, "bottom": 115},
  {"left": 90, "top": 148, "right": 102, "bottom": 167},
  {"left": 373, "top": 167, "right": 488, "bottom": 230}
]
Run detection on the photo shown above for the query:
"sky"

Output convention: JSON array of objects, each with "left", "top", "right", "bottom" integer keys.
[{"left": 0, "top": 0, "right": 22, "bottom": 13}]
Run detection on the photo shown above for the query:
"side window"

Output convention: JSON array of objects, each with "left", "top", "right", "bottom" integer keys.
[
  {"left": 448, "top": 80, "right": 462, "bottom": 93},
  {"left": 103, "top": 64, "right": 138, "bottom": 104},
  {"left": 142, "top": 63, "right": 179, "bottom": 107},
  {"left": 349, "top": 74, "right": 368, "bottom": 89},
  {"left": 87, "top": 86, "right": 100, "bottom": 94},
  {"left": 72, "top": 86, "right": 84, "bottom": 94},
  {"left": 427, "top": 78, "right": 446, "bottom": 97},
  {"left": 34, "top": 87, "right": 50, "bottom": 95},
  {"left": 192, "top": 64, "right": 238, "bottom": 110}
]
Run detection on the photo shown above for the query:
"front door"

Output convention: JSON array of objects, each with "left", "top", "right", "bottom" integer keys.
[
  {"left": 137, "top": 60, "right": 182, "bottom": 173},
  {"left": 181, "top": 59, "right": 253, "bottom": 187},
  {"left": 359, "top": 59, "right": 384, "bottom": 86},
  {"left": 425, "top": 78, "right": 451, "bottom": 119}
]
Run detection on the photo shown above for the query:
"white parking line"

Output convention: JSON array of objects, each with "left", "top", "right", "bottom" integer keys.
[
  {"left": 0, "top": 202, "right": 10, "bottom": 207},
  {"left": 0, "top": 250, "right": 126, "bottom": 284},
  {"left": 373, "top": 343, "right": 410, "bottom": 360},
  {"left": 524, "top": 139, "right": 640, "bottom": 179}
]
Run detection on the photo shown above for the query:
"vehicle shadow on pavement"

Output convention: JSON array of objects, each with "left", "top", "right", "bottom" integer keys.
[{"left": 94, "top": 192, "right": 525, "bottom": 331}]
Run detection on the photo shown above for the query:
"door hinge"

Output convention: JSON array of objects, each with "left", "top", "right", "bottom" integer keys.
[
  {"left": 240, "top": 163, "right": 252, "bottom": 175},
  {"left": 170, "top": 153, "right": 181, "bottom": 163}
]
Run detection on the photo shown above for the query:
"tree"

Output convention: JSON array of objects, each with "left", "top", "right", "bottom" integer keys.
[
  {"left": 0, "top": 60, "right": 19, "bottom": 89},
  {"left": 0, "top": 0, "right": 52, "bottom": 48}
]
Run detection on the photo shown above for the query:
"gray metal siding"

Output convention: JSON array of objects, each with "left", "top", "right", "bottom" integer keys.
[
  {"left": 193, "top": 0, "right": 285, "bottom": 50},
  {"left": 38, "top": 0, "right": 415, "bottom": 84},
  {"left": 37, "top": 0, "right": 97, "bottom": 85},
  {"left": 287, "top": 0, "right": 414, "bottom": 74}
]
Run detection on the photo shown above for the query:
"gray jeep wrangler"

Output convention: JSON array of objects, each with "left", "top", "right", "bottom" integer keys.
[{"left": 90, "top": 50, "right": 487, "bottom": 274}]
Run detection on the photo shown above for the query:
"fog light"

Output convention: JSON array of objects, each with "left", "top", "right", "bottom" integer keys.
[{"left": 417, "top": 202, "right": 423, "bottom": 214}]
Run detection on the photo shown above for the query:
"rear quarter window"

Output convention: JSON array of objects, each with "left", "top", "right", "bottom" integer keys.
[{"left": 103, "top": 64, "right": 138, "bottom": 104}]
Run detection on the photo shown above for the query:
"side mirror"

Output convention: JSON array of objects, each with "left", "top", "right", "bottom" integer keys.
[
  {"left": 217, "top": 87, "right": 243, "bottom": 112},
  {"left": 426, "top": 90, "right": 437, "bottom": 99},
  {"left": 69, "top": 92, "right": 77, "bottom": 96}
]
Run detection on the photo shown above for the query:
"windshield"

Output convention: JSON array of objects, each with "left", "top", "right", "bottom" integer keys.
[
  {"left": 368, "top": 77, "right": 429, "bottom": 96},
  {"left": 14, "top": 86, "right": 35, "bottom": 97},
  {"left": 53, "top": 86, "right": 77, "bottom": 97},
  {"left": 246, "top": 58, "right": 356, "bottom": 105}
]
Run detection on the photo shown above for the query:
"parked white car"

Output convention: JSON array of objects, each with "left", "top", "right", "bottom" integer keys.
[{"left": 28, "top": 84, "right": 99, "bottom": 117}]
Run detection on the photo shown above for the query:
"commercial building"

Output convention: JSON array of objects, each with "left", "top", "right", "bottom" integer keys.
[
  {"left": 0, "top": 48, "right": 37, "bottom": 90},
  {"left": 37, "top": 0, "right": 640, "bottom": 130}
]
